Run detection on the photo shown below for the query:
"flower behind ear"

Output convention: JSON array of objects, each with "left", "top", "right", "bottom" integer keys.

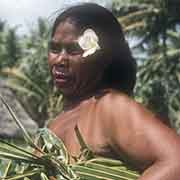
[{"left": 78, "top": 29, "right": 101, "bottom": 58}]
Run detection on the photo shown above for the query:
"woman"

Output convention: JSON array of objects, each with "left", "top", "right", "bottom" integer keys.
[{"left": 48, "top": 3, "right": 180, "bottom": 179}]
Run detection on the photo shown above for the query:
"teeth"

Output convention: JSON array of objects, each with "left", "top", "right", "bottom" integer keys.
[
  {"left": 52, "top": 66, "right": 66, "bottom": 75},
  {"left": 55, "top": 70, "right": 63, "bottom": 75}
]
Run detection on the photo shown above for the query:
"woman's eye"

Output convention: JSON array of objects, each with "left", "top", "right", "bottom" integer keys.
[
  {"left": 50, "top": 48, "right": 61, "bottom": 54},
  {"left": 48, "top": 42, "right": 83, "bottom": 55},
  {"left": 67, "top": 44, "right": 83, "bottom": 55},
  {"left": 48, "top": 42, "right": 62, "bottom": 54}
]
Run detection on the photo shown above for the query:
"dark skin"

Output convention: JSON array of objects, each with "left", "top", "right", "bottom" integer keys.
[{"left": 48, "top": 19, "right": 180, "bottom": 180}]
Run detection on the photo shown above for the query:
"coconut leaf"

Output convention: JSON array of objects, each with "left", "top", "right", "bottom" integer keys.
[
  {"left": 72, "top": 162, "right": 139, "bottom": 180},
  {"left": 5, "top": 81, "right": 42, "bottom": 100},
  {"left": 37, "top": 128, "right": 69, "bottom": 164},
  {"left": 0, "top": 139, "right": 40, "bottom": 160},
  {"left": 74, "top": 125, "right": 94, "bottom": 161},
  {"left": 2, "top": 169, "right": 43, "bottom": 180},
  {"left": 40, "top": 172, "right": 49, "bottom": 180},
  {"left": 2, "top": 67, "right": 46, "bottom": 98},
  {"left": 0, "top": 94, "right": 43, "bottom": 154},
  {"left": 2, "top": 160, "right": 12, "bottom": 178}
]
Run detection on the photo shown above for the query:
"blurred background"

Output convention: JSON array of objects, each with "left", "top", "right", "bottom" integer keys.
[{"left": 0, "top": 0, "right": 180, "bottom": 141}]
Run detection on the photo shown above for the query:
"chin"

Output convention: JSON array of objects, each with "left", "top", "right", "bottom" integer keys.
[{"left": 55, "top": 84, "right": 75, "bottom": 97}]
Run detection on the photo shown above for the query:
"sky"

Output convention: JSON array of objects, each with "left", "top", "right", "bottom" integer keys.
[{"left": 0, "top": 0, "right": 112, "bottom": 35}]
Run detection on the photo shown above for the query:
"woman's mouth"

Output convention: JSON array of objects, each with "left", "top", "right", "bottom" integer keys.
[{"left": 52, "top": 65, "right": 70, "bottom": 86}]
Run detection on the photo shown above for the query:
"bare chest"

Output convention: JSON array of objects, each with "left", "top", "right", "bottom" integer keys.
[
  {"left": 63, "top": 114, "right": 110, "bottom": 158},
  {"left": 53, "top": 106, "right": 115, "bottom": 160}
]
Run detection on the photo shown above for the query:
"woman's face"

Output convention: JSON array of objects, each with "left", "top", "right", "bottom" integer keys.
[{"left": 48, "top": 20, "right": 104, "bottom": 98}]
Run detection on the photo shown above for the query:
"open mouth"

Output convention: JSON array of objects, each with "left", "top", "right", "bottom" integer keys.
[{"left": 52, "top": 65, "right": 70, "bottom": 85}]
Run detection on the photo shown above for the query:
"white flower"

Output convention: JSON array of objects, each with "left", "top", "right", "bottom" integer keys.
[{"left": 78, "top": 28, "right": 101, "bottom": 58}]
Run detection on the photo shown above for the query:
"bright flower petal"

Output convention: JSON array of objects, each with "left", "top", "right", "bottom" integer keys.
[
  {"left": 83, "top": 48, "right": 96, "bottom": 57},
  {"left": 78, "top": 28, "right": 101, "bottom": 58}
]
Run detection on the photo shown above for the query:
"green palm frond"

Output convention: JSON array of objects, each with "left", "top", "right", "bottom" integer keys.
[
  {"left": 2, "top": 160, "right": 12, "bottom": 179},
  {"left": 123, "top": 21, "right": 146, "bottom": 32},
  {"left": 0, "top": 94, "right": 43, "bottom": 154},
  {"left": 1, "top": 67, "right": 46, "bottom": 98},
  {"left": 5, "top": 81, "right": 42, "bottom": 100},
  {"left": 3, "top": 169, "right": 44, "bottom": 180},
  {"left": 118, "top": 7, "right": 159, "bottom": 26}
]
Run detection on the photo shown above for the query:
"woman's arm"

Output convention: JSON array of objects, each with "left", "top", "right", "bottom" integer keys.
[{"left": 100, "top": 92, "right": 180, "bottom": 180}]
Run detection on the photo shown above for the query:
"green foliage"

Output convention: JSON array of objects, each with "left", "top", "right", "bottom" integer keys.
[
  {"left": 113, "top": 0, "right": 180, "bottom": 130},
  {"left": 0, "top": 18, "right": 63, "bottom": 127},
  {"left": 0, "top": 21, "right": 21, "bottom": 69}
]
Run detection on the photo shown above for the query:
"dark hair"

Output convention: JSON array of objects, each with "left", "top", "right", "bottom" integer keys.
[{"left": 51, "top": 3, "right": 136, "bottom": 95}]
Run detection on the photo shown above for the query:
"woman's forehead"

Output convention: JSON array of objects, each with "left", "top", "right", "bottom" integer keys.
[{"left": 53, "top": 20, "right": 80, "bottom": 42}]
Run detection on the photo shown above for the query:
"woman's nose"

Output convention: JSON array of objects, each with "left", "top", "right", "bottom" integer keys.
[{"left": 54, "top": 49, "right": 69, "bottom": 64}]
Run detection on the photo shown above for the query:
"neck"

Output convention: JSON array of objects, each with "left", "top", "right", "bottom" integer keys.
[
  {"left": 63, "top": 92, "right": 95, "bottom": 111},
  {"left": 63, "top": 87, "right": 112, "bottom": 112}
]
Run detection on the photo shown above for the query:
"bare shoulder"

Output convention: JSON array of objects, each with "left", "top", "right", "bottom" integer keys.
[
  {"left": 96, "top": 90, "right": 142, "bottom": 123},
  {"left": 95, "top": 90, "right": 141, "bottom": 135},
  {"left": 97, "top": 89, "right": 166, "bottom": 128},
  {"left": 96, "top": 90, "right": 180, "bottom": 168},
  {"left": 97, "top": 89, "right": 136, "bottom": 109}
]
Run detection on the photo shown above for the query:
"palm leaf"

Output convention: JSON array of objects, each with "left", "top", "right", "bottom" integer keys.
[
  {"left": 0, "top": 139, "right": 40, "bottom": 160},
  {"left": 1, "top": 67, "right": 46, "bottom": 98},
  {"left": 37, "top": 128, "right": 69, "bottom": 164},
  {"left": 2, "top": 169, "right": 43, "bottom": 180},
  {"left": 2, "top": 160, "right": 12, "bottom": 178},
  {"left": 5, "top": 81, "right": 42, "bottom": 100},
  {"left": 0, "top": 94, "right": 43, "bottom": 154}
]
